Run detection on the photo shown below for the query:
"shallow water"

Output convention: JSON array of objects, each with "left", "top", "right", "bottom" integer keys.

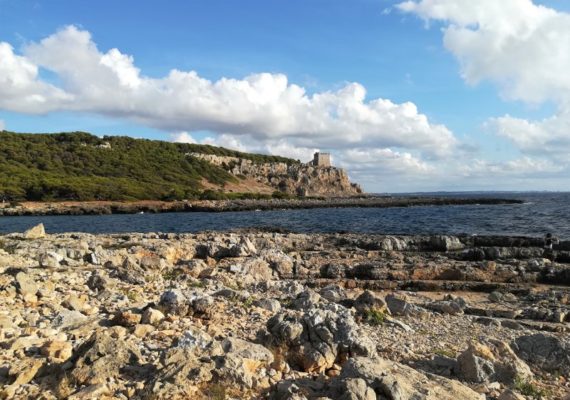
[{"left": 1, "top": 192, "right": 569, "bottom": 238}]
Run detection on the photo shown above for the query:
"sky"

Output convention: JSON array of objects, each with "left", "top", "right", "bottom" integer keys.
[{"left": 1, "top": 0, "right": 570, "bottom": 193}]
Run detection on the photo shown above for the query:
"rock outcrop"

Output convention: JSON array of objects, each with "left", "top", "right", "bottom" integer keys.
[
  {"left": 1, "top": 229, "right": 569, "bottom": 399},
  {"left": 191, "top": 153, "right": 363, "bottom": 197}
]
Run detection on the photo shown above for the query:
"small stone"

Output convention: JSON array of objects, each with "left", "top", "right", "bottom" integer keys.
[
  {"left": 489, "top": 291, "right": 503, "bottom": 302},
  {"left": 133, "top": 324, "right": 155, "bottom": 338},
  {"left": 253, "top": 298, "right": 281, "bottom": 312},
  {"left": 112, "top": 310, "right": 141, "bottom": 327},
  {"left": 39, "top": 251, "right": 63, "bottom": 269},
  {"left": 141, "top": 307, "right": 165, "bottom": 326}
]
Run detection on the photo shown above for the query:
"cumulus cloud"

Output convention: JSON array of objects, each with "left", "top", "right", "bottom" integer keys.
[
  {"left": 0, "top": 25, "right": 457, "bottom": 160},
  {"left": 0, "top": 119, "right": 5, "bottom": 131},
  {"left": 398, "top": 0, "right": 570, "bottom": 157},
  {"left": 170, "top": 131, "right": 197, "bottom": 144}
]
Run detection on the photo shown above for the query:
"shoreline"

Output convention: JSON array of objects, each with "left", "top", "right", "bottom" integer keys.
[{"left": 0, "top": 196, "right": 523, "bottom": 217}]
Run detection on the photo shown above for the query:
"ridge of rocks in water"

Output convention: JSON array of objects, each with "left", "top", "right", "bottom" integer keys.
[
  {"left": 0, "top": 196, "right": 523, "bottom": 216},
  {"left": 0, "top": 225, "right": 569, "bottom": 399}
]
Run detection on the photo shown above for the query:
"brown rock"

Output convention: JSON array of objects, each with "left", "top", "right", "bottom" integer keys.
[{"left": 41, "top": 340, "right": 73, "bottom": 362}]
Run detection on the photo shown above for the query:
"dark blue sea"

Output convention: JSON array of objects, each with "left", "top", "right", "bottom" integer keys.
[{"left": 1, "top": 192, "right": 569, "bottom": 239}]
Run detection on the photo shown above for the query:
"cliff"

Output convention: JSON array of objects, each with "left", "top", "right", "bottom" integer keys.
[{"left": 191, "top": 153, "right": 363, "bottom": 197}]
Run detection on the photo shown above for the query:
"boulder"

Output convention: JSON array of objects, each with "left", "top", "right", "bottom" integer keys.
[
  {"left": 158, "top": 289, "right": 189, "bottom": 316},
  {"left": 385, "top": 293, "right": 424, "bottom": 316},
  {"left": 39, "top": 251, "right": 63, "bottom": 269},
  {"left": 270, "top": 357, "right": 483, "bottom": 400},
  {"left": 431, "top": 235, "right": 464, "bottom": 252},
  {"left": 141, "top": 307, "right": 165, "bottom": 326},
  {"left": 263, "top": 304, "right": 375, "bottom": 373},
  {"left": 254, "top": 298, "right": 282, "bottom": 312},
  {"left": 23, "top": 223, "right": 46, "bottom": 239},
  {"left": 214, "top": 337, "right": 274, "bottom": 388},
  {"left": 68, "top": 331, "right": 142, "bottom": 386},
  {"left": 353, "top": 290, "right": 388, "bottom": 315},
  {"left": 456, "top": 341, "right": 532, "bottom": 384},
  {"left": 319, "top": 284, "right": 347, "bottom": 303},
  {"left": 41, "top": 340, "right": 73, "bottom": 363},
  {"left": 342, "top": 357, "right": 483, "bottom": 400},
  {"left": 512, "top": 333, "right": 570, "bottom": 373}
]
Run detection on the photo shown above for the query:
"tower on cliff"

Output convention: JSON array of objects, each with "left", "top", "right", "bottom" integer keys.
[{"left": 312, "top": 152, "right": 331, "bottom": 167}]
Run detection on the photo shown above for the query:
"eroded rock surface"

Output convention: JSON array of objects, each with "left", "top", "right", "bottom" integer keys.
[{"left": 0, "top": 229, "right": 568, "bottom": 399}]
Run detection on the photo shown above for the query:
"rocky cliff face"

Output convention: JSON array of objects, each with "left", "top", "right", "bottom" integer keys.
[{"left": 191, "top": 153, "right": 363, "bottom": 197}]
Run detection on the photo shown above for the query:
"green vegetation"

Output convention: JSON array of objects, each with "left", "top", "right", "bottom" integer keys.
[
  {"left": 364, "top": 309, "right": 387, "bottom": 326},
  {"left": 513, "top": 377, "right": 549, "bottom": 399},
  {"left": 0, "top": 131, "right": 298, "bottom": 201}
]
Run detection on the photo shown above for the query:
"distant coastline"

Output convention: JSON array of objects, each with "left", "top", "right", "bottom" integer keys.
[{"left": 0, "top": 196, "right": 523, "bottom": 217}]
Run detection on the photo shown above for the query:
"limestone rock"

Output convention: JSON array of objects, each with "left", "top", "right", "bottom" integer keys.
[
  {"left": 141, "top": 307, "right": 165, "bottom": 326},
  {"left": 41, "top": 340, "right": 73, "bottom": 363},
  {"left": 23, "top": 223, "right": 46, "bottom": 239},
  {"left": 263, "top": 304, "right": 375, "bottom": 373},
  {"left": 68, "top": 330, "right": 142, "bottom": 385},
  {"left": 158, "top": 289, "right": 189, "bottom": 316},
  {"left": 512, "top": 333, "right": 570, "bottom": 373},
  {"left": 214, "top": 337, "right": 275, "bottom": 388},
  {"left": 354, "top": 290, "right": 388, "bottom": 314}
]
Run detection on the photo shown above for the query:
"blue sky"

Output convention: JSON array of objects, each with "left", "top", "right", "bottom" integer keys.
[{"left": 1, "top": 0, "right": 570, "bottom": 192}]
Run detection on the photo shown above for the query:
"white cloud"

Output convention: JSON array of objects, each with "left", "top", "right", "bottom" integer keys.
[
  {"left": 170, "top": 131, "right": 197, "bottom": 144},
  {"left": 488, "top": 112, "right": 570, "bottom": 159},
  {"left": 398, "top": 0, "right": 570, "bottom": 157},
  {"left": 0, "top": 42, "right": 71, "bottom": 113},
  {"left": 0, "top": 25, "right": 457, "bottom": 160},
  {"left": 0, "top": 119, "right": 4, "bottom": 131}
]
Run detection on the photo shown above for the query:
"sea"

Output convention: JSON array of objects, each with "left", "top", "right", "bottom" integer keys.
[{"left": 1, "top": 192, "right": 569, "bottom": 239}]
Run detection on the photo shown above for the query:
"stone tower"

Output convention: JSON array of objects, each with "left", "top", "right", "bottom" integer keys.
[{"left": 313, "top": 152, "right": 331, "bottom": 167}]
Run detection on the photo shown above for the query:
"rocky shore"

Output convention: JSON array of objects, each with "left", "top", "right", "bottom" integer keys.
[
  {"left": 0, "top": 196, "right": 523, "bottom": 217},
  {"left": 1, "top": 224, "right": 569, "bottom": 399}
]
